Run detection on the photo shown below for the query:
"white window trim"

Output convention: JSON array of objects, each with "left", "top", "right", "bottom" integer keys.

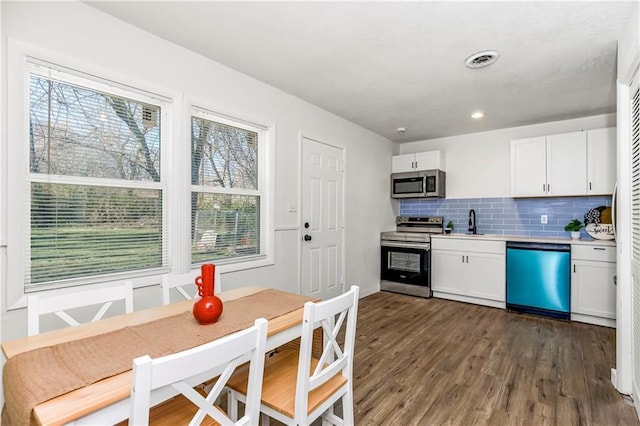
[
  {"left": 5, "top": 40, "right": 174, "bottom": 309},
  {"left": 184, "top": 102, "right": 275, "bottom": 274}
]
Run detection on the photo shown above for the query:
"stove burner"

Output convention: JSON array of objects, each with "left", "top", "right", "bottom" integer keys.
[{"left": 381, "top": 216, "right": 444, "bottom": 242}]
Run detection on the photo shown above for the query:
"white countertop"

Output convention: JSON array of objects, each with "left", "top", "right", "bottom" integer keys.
[{"left": 431, "top": 233, "right": 616, "bottom": 247}]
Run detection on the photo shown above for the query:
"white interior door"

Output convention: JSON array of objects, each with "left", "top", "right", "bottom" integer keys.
[{"left": 301, "top": 137, "right": 344, "bottom": 300}]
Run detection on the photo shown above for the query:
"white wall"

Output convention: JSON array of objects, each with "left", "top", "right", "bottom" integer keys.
[
  {"left": 0, "top": 2, "right": 395, "bottom": 339},
  {"left": 398, "top": 114, "right": 616, "bottom": 199}
]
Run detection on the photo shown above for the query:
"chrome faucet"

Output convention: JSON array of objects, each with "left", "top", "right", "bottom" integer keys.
[{"left": 468, "top": 209, "right": 477, "bottom": 234}]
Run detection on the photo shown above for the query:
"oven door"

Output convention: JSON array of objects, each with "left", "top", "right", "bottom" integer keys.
[{"left": 380, "top": 241, "right": 430, "bottom": 286}]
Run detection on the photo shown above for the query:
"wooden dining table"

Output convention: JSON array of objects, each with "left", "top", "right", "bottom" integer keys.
[{"left": 2, "top": 286, "right": 314, "bottom": 426}]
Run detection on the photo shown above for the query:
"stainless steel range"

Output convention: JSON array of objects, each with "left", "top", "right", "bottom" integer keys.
[{"left": 380, "top": 216, "right": 444, "bottom": 298}]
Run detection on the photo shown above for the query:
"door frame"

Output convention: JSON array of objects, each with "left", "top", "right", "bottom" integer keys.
[{"left": 297, "top": 133, "right": 347, "bottom": 297}]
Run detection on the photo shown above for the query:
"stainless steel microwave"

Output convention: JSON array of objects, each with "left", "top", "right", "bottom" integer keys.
[{"left": 391, "top": 170, "right": 446, "bottom": 198}]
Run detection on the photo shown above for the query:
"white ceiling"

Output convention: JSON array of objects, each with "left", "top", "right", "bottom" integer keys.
[{"left": 87, "top": 1, "right": 632, "bottom": 142}]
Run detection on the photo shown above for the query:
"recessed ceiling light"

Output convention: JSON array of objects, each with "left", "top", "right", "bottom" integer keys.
[
  {"left": 397, "top": 127, "right": 407, "bottom": 134},
  {"left": 471, "top": 111, "right": 485, "bottom": 119},
  {"left": 465, "top": 50, "right": 500, "bottom": 69}
]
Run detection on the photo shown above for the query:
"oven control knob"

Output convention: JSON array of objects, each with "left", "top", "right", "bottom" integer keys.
[{"left": 304, "top": 234, "right": 312, "bottom": 241}]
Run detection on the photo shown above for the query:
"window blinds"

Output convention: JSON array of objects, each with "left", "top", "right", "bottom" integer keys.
[
  {"left": 190, "top": 114, "right": 261, "bottom": 263},
  {"left": 26, "top": 71, "right": 166, "bottom": 289}
]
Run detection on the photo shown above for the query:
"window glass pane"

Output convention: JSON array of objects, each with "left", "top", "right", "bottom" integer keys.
[
  {"left": 29, "top": 75, "right": 161, "bottom": 182},
  {"left": 191, "top": 193, "right": 260, "bottom": 263},
  {"left": 191, "top": 116, "right": 258, "bottom": 189},
  {"left": 29, "top": 183, "right": 163, "bottom": 286}
]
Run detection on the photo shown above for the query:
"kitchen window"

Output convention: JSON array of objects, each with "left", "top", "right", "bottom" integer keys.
[
  {"left": 5, "top": 44, "right": 275, "bottom": 309},
  {"left": 190, "top": 109, "right": 266, "bottom": 264},
  {"left": 7, "top": 57, "right": 170, "bottom": 302}
]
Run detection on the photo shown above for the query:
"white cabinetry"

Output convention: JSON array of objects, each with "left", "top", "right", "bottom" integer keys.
[
  {"left": 571, "top": 244, "right": 616, "bottom": 327},
  {"left": 587, "top": 127, "right": 617, "bottom": 195},
  {"left": 547, "top": 132, "right": 587, "bottom": 196},
  {"left": 431, "top": 237, "right": 505, "bottom": 308},
  {"left": 392, "top": 151, "right": 444, "bottom": 173},
  {"left": 510, "top": 136, "right": 547, "bottom": 196},
  {"left": 510, "top": 127, "right": 615, "bottom": 197}
]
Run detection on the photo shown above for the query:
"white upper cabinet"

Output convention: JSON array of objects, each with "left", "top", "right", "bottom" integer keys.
[
  {"left": 392, "top": 151, "right": 444, "bottom": 173},
  {"left": 392, "top": 154, "right": 417, "bottom": 173},
  {"left": 546, "top": 131, "right": 587, "bottom": 196},
  {"left": 587, "top": 127, "right": 616, "bottom": 195},
  {"left": 510, "top": 136, "right": 547, "bottom": 197},
  {"left": 510, "top": 128, "right": 615, "bottom": 197}
]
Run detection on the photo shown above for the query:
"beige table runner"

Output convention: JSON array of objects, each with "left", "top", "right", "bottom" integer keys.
[{"left": 2, "top": 289, "right": 313, "bottom": 426}]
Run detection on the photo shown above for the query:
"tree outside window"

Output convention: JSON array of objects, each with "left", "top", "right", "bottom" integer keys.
[
  {"left": 27, "top": 73, "right": 165, "bottom": 288},
  {"left": 191, "top": 114, "right": 262, "bottom": 263}
]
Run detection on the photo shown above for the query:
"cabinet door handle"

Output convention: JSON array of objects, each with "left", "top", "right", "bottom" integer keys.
[
  {"left": 543, "top": 183, "right": 546, "bottom": 192},
  {"left": 462, "top": 255, "right": 465, "bottom": 263},
  {"left": 589, "top": 182, "right": 592, "bottom": 191},
  {"left": 466, "top": 256, "right": 469, "bottom": 263},
  {"left": 573, "top": 264, "right": 576, "bottom": 273},
  {"left": 547, "top": 184, "right": 550, "bottom": 192}
]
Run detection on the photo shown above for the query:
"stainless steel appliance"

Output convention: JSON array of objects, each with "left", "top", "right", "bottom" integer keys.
[
  {"left": 506, "top": 241, "right": 571, "bottom": 319},
  {"left": 380, "top": 216, "right": 444, "bottom": 297},
  {"left": 391, "top": 170, "right": 446, "bottom": 198}
]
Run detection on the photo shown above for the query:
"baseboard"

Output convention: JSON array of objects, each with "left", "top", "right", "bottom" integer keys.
[
  {"left": 432, "top": 291, "right": 506, "bottom": 309},
  {"left": 571, "top": 312, "right": 616, "bottom": 328},
  {"left": 358, "top": 285, "right": 379, "bottom": 299}
]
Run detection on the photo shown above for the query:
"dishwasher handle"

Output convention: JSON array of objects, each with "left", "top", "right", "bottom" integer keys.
[{"left": 506, "top": 241, "right": 571, "bottom": 252}]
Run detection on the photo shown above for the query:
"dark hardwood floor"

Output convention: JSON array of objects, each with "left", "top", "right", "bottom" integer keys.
[{"left": 353, "top": 291, "right": 638, "bottom": 425}]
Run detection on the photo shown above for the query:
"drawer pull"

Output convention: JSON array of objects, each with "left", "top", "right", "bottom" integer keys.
[{"left": 593, "top": 247, "right": 606, "bottom": 251}]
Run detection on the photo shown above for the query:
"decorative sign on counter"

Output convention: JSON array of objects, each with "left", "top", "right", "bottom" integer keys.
[{"left": 584, "top": 206, "right": 614, "bottom": 240}]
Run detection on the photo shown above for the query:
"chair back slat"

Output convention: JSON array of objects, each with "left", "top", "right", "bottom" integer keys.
[
  {"left": 129, "top": 317, "right": 267, "bottom": 426},
  {"left": 53, "top": 311, "right": 81, "bottom": 328},
  {"left": 160, "top": 269, "right": 222, "bottom": 305},
  {"left": 27, "top": 281, "right": 134, "bottom": 336}
]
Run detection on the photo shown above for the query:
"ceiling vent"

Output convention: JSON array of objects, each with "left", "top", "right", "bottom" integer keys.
[{"left": 464, "top": 50, "right": 500, "bottom": 69}]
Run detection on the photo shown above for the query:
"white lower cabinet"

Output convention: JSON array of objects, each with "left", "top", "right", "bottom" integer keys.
[
  {"left": 431, "top": 238, "right": 505, "bottom": 308},
  {"left": 571, "top": 244, "right": 616, "bottom": 327}
]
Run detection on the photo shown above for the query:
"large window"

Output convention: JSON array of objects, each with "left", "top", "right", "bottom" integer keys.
[
  {"left": 6, "top": 46, "right": 273, "bottom": 308},
  {"left": 24, "top": 62, "right": 167, "bottom": 290},
  {"left": 190, "top": 110, "right": 264, "bottom": 264}
]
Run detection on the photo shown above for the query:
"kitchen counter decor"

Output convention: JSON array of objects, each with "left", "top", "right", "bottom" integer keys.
[
  {"left": 584, "top": 206, "right": 614, "bottom": 240},
  {"left": 564, "top": 219, "right": 584, "bottom": 240}
]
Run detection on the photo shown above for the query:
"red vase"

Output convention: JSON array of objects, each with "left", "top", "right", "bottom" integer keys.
[{"left": 192, "top": 264, "right": 223, "bottom": 325}]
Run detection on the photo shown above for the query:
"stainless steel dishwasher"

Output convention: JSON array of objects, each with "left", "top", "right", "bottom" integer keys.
[{"left": 506, "top": 241, "right": 571, "bottom": 319}]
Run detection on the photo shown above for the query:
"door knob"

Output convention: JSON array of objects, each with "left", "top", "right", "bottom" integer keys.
[{"left": 304, "top": 235, "right": 312, "bottom": 241}]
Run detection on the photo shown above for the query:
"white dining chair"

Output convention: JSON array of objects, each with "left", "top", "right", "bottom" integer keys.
[
  {"left": 128, "top": 317, "right": 268, "bottom": 426},
  {"left": 160, "top": 268, "right": 222, "bottom": 305},
  {"left": 27, "top": 281, "right": 134, "bottom": 336},
  {"left": 227, "top": 285, "right": 360, "bottom": 426}
]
